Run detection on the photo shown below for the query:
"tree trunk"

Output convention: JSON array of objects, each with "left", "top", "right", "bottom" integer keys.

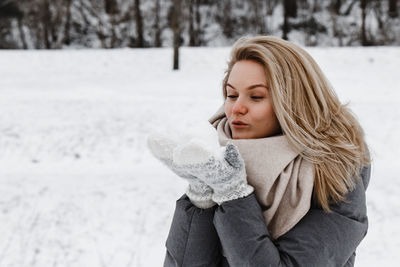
[
  {"left": 135, "top": 0, "right": 144, "bottom": 47},
  {"left": 188, "top": 0, "right": 195, "bottom": 46},
  {"left": 110, "top": 16, "right": 117, "bottom": 48},
  {"left": 17, "top": 18, "right": 28, "bottom": 49},
  {"left": 373, "top": 1, "right": 383, "bottom": 30},
  {"left": 105, "top": 0, "right": 118, "bottom": 15},
  {"left": 173, "top": 36, "right": 179, "bottom": 70},
  {"left": 42, "top": 0, "right": 51, "bottom": 49},
  {"left": 195, "top": 0, "right": 202, "bottom": 45},
  {"left": 282, "top": 0, "right": 289, "bottom": 40},
  {"left": 227, "top": 0, "right": 235, "bottom": 38},
  {"left": 282, "top": 0, "right": 297, "bottom": 40},
  {"left": 285, "top": 0, "right": 297, "bottom": 18},
  {"left": 64, "top": 0, "right": 72, "bottom": 45},
  {"left": 332, "top": 0, "right": 342, "bottom": 15},
  {"left": 360, "top": 0, "right": 368, "bottom": 46},
  {"left": 153, "top": 0, "right": 162, "bottom": 47},
  {"left": 50, "top": 14, "right": 57, "bottom": 45},
  {"left": 172, "top": 0, "right": 182, "bottom": 70},
  {"left": 389, "top": 0, "right": 398, "bottom": 18}
]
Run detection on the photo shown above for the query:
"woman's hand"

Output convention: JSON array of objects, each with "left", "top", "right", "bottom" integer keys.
[
  {"left": 173, "top": 142, "right": 254, "bottom": 205},
  {"left": 147, "top": 134, "right": 216, "bottom": 209}
]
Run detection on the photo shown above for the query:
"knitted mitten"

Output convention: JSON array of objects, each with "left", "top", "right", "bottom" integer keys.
[
  {"left": 147, "top": 134, "right": 216, "bottom": 209},
  {"left": 173, "top": 141, "right": 254, "bottom": 205}
]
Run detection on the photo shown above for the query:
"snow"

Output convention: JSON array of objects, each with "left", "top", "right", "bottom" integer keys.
[
  {"left": 0, "top": 46, "right": 399, "bottom": 266},
  {"left": 173, "top": 138, "right": 219, "bottom": 165},
  {"left": 148, "top": 119, "right": 221, "bottom": 165}
]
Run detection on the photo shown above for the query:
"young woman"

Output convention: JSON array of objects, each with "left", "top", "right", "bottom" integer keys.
[{"left": 148, "top": 36, "right": 371, "bottom": 266}]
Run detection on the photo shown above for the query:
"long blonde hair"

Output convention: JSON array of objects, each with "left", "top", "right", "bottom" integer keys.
[{"left": 222, "top": 36, "right": 370, "bottom": 211}]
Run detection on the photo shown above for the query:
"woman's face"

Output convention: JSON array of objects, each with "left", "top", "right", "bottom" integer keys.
[{"left": 224, "top": 60, "right": 281, "bottom": 139}]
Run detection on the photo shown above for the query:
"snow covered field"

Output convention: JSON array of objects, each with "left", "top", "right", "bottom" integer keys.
[{"left": 0, "top": 46, "right": 399, "bottom": 266}]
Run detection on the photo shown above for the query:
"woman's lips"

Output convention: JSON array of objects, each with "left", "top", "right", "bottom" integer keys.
[
  {"left": 232, "top": 124, "right": 248, "bottom": 128},
  {"left": 231, "top": 121, "right": 249, "bottom": 128}
]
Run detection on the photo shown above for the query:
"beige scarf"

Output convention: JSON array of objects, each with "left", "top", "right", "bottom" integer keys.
[{"left": 209, "top": 105, "right": 314, "bottom": 239}]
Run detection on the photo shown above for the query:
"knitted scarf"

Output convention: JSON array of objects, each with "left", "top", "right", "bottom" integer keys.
[{"left": 209, "top": 105, "right": 314, "bottom": 239}]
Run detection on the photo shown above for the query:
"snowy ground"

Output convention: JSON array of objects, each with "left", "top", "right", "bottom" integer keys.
[{"left": 0, "top": 46, "right": 399, "bottom": 267}]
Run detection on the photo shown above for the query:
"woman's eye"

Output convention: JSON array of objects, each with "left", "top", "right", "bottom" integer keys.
[
  {"left": 251, "top": 96, "right": 264, "bottom": 100},
  {"left": 227, "top": 95, "right": 238, "bottom": 99}
]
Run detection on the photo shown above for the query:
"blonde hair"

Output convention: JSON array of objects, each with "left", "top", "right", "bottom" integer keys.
[{"left": 222, "top": 36, "right": 370, "bottom": 211}]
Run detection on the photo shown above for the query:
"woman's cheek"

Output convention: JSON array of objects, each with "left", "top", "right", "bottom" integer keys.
[
  {"left": 253, "top": 103, "right": 268, "bottom": 121},
  {"left": 224, "top": 102, "right": 232, "bottom": 118}
]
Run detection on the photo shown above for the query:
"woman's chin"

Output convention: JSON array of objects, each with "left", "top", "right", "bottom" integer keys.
[{"left": 232, "top": 131, "right": 253, "bottom": 139}]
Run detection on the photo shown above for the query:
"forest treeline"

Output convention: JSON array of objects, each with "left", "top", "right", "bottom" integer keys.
[{"left": 0, "top": 0, "right": 399, "bottom": 49}]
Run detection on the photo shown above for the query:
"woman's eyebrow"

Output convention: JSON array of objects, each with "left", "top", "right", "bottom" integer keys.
[{"left": 226, "top": 83, "right": 268, "bottom": 90}]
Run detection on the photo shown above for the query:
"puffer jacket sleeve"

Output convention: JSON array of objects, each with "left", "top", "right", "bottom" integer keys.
[
  {"left": 163, "top": 194, "right": 222, "bottom": 267},
  {"left": 213, "top": 164, "right": 371, "bottom": 267}
]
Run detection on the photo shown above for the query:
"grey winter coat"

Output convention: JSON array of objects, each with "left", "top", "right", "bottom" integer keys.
[{"left": 163, "top": 164, "right": 371, "bottom": 267}]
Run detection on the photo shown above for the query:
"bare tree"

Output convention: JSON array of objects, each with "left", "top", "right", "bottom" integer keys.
[
  {"left": 2, "top": 0, "right": 400, "bottom": 49},
  {"left": 105, "top": 0, "right": 118, "bottom": 14},
  {"left": 216, "top": 0, "right": 234, "bottom": 39},
  {"left": 360, "top": 0, "right": 369, "bottom": 45},
  {"left": 105, "top": 0, "right": 119, "bottom": 48},
  {"left": 40, "top": 0, "right": 51, "bottom": 48},
  {"left": 283, "top": 0, "right": 297, "bottom": 40},
  {"left": 0, "top": 0, "right": 24, "bottom": 48},
  {"left": 188, "top": 0, "right": 196, "bottom": 46},
  {"left": 171, "top": 0, "right": 183, "bottom": 70},
  {"left": 19, "top": 0, "right": 68, "bottom": 49},
  {"left": 134, "top": 0, "right": 144, "bottom": 47},
  {"left": 17, "top": 16, "right": 28, "bottom": 49},
  {"left": 63, "top": 0, "right": 73, "bottom": 45},
  {"left": 329, "top": 0, "right": 343, "bottom": 46},
  {"left": 389, "top": 0, "right": 398, "bottom": 18},
  {"left": 152, "top": 0, "right": 162, "bottom": 47},
  {"left": 188, "top": 0, "right": 205, "bottom": 46},
  {"left": 332, "top": 0, "right": 342, "bottom": 15}
]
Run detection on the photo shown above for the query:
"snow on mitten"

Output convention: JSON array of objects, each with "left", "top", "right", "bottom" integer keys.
[
  {"left": 173, "top": 141, "right": 254, "bottom": 205},
  {"left": 147, "top": 133, "right": 215, "bottom": 209}
]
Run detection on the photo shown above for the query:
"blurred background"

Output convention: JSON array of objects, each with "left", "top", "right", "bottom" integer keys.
[
  {"left": 0, "top": 1, "right": 399, "bottom": 267},
  {"left": 1, "top": 0, "right": 400, "bottom": 49}
]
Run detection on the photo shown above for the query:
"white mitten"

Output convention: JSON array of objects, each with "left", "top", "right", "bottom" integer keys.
[
  {"left": 147, "top": 133, "right": 216, "bottom": 209},
  {"left": 173, "top": 141, "right": 254, "bottom": 205}
]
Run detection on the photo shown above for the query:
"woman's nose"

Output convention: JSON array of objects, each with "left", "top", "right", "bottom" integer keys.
[{"left": 232, "top": 97, "right": 248, "bottom": 115}]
